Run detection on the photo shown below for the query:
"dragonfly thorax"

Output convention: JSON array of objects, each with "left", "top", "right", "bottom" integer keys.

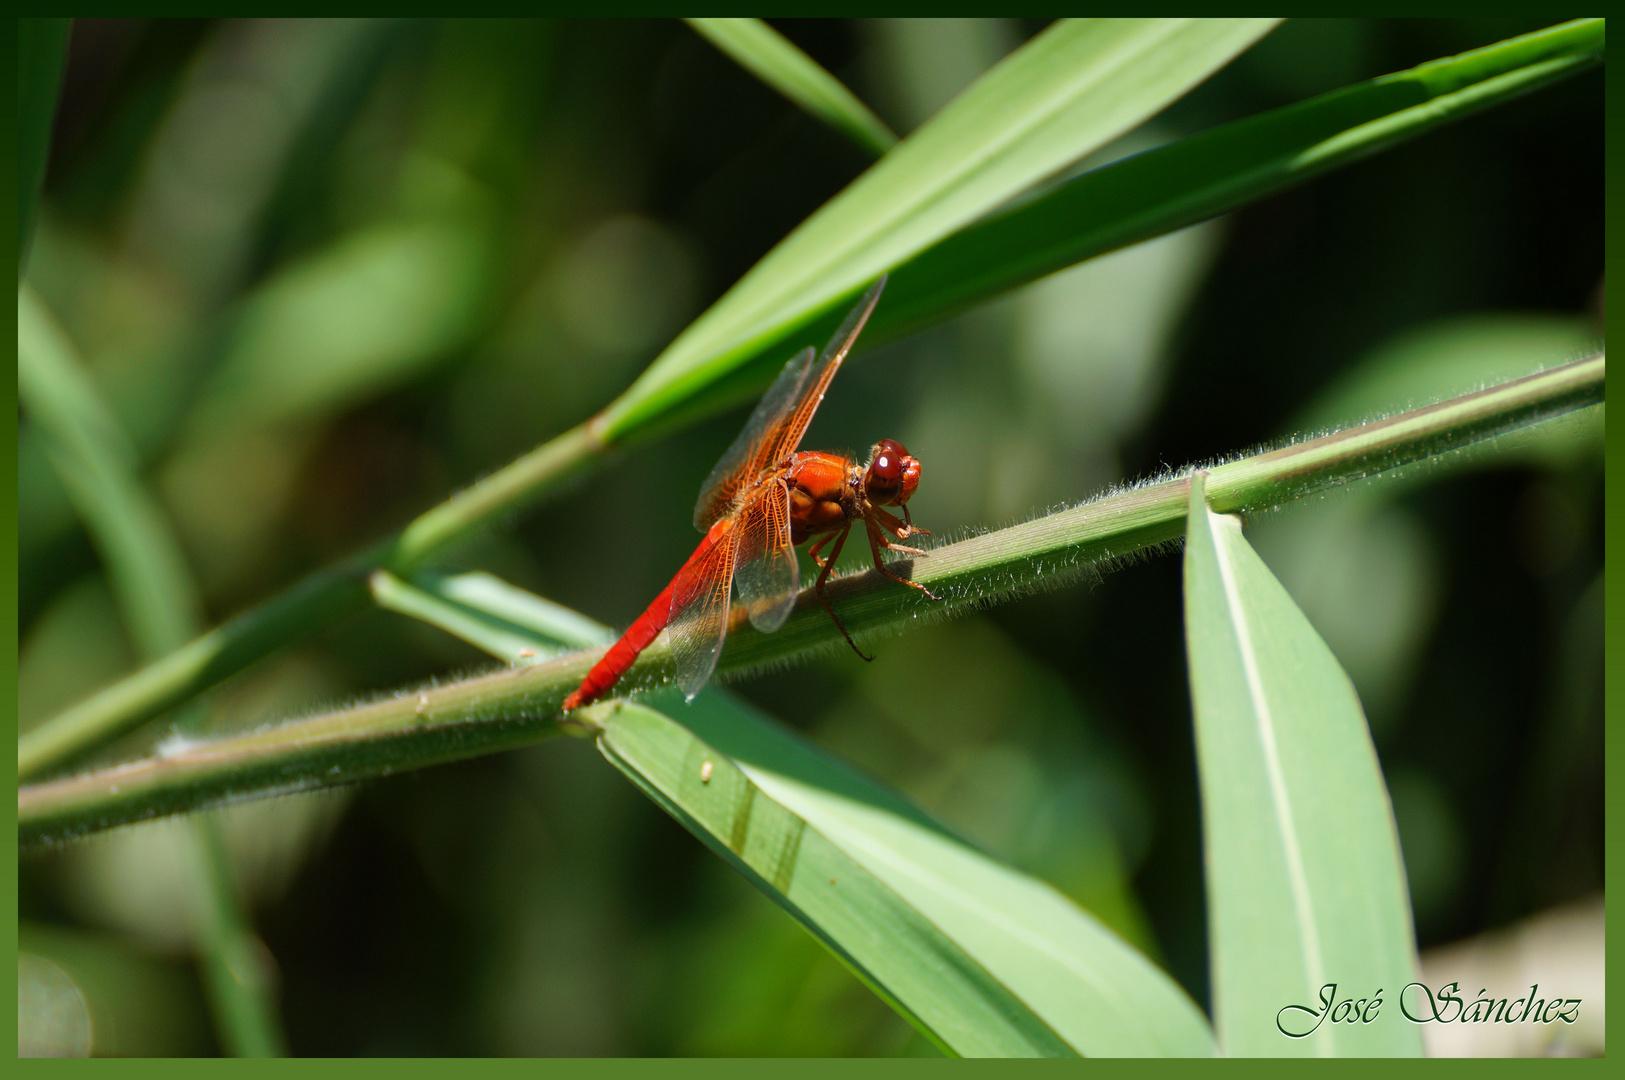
[{"left": 786, "top": 450, "right": 859, "bottom": 544}]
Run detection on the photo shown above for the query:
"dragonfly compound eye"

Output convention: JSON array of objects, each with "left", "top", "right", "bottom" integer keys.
[
  {"left": 867, "top": 439, "right": 918, "bottom": 503},
  {"left": 898, "top": 455, "right": 921, "bottom": 504}
]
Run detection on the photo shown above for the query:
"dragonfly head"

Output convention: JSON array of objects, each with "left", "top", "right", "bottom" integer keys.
[{"left": 863, "top": 439, "right": 921, "bottom": 507}]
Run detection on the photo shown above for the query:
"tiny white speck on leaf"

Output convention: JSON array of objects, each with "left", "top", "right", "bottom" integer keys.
[{"left": 700, "top": 760, "right": 713, "bottom": 783}]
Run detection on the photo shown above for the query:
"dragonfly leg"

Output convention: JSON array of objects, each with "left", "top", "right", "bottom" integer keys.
[
  {"left": 872, "top": 504, "right": 929, "bottom": 548},
  {"left": 890, "top": 503, "right": 929, "bottom": 539},
  {"left": 807, "top": 531, "right": 835, "bottom": 570},
  {"left": 813, "top": 523, "right": 872, "bottom": 661},
  {"left": 865, "top": 514, "right": 940, "bottom": 600}
]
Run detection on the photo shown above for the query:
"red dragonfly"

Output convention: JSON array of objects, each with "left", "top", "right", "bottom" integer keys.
[{"left": 563, "top": 277, "right": 936, "bottom": 711}]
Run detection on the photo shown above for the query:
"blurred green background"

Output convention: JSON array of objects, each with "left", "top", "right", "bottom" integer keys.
[{"left": 18, "top": 18, "right": 1602, "bottom": 1055}]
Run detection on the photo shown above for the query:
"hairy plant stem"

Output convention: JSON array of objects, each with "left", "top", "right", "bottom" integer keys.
[
  {"left": 19, "top": 20, "right": 1600, "bottom": 780},
  {"left": 16, "top": 423, "right": 602, "bottom": 780},
  {"left": 20, "top": 354, "right": 1602, "bottom": 847}
]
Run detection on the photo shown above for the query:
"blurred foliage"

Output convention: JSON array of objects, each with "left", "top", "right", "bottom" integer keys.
[{"left": 18, "top": 18, "right": 1601, "bottom": 1055}]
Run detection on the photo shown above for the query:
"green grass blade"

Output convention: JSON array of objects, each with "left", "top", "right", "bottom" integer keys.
[
  {"left": 410, "top": 570, "right": 616, "bottom": 650},
  {"left": 19, "top": 18, "right": 70, "bottom": 272},
  {"left": 17, "top": 286, "right": 285, "bottom": 1056},
  {"left": 20, "top": 356, "right": 1601, "bottom": 841},
  {"left": 877, "top": 19, "right": 1603, "bottom": 335},
  {"left": 599, "top": 18, "right": 1280, "bottom": 443},
  {"left": 17, "top": 287, "right": 204, "bottom": 662},
  {"left": 687, "top": 18, "right": 898, "bottom": 157},
  {"left": 1183, "top": 473, "right": 1421, "bottom": 1056},
  {"left": 370, "top": 569, "right": 611, "bottom": 663},
  {"left": 187, "top": 814, "right": 287, "bottom": 1057},
  {"left": 592, "top": 19, "right": 1600, "bottom": 451}
]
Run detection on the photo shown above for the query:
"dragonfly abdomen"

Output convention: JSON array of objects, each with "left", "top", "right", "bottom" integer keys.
[{"left": 560, "top": 519, "right": 732, "bottom": 711}]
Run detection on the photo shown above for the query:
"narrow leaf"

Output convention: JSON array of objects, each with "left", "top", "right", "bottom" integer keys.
[
  {"left": 413, "top": 570, "right": 615, "bottom": 650},
  {"left": 594, "top": 696, "right": 1212, "bottom": 1056},
  {"left": 370, "top": 570, "right": 576, "bottom": 664},
  {"left": 876, "top": 18, "right": 1604, "bottom": 337},
  {"left": 1183, "top": 473, "right": 1420, "bottom": 1055},
  {"left": 599, "top": 18, "right": 1280, "bottom": 442},
  {"left": 677, "top": 692, "right": 1214, "bottom": 1056},
  {"left": 17, "top": 286, "right": 204, "bottom": 660},
  {"left": 688, "top": 18, "right": 898, "bottom": 157}
]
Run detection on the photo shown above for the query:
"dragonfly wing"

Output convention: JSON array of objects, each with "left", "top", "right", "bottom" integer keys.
[
  {"left": 666, "top": 519, "right": 739, "bottom": 700},
  {"left": 732, "top": 480, "right": 799, "bottom": 634},
  {"left": 694, "top": 346, "right": 814, "bottom": 531},
  {"left": 758, "top": 275, "right": 886, "bottom": 468},
  {"left": 692, "top": 274, "right": 887, "bottom": 530}
]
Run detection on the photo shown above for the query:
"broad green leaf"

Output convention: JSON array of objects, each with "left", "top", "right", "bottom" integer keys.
[
  {"left": 373, "top": 570, "right": 1212, "bottom": 1056},
  {"left": 1183, "top": 473, "right": 1421, "bottom": 1056},
  {"left": 877, "top": 19, "right": 1603, "bottom": 338},
  {"left": 600, "top": 18, "right": 1280, "bottom": 442},
  {"left": 687, "top": 18, "right": 898, "bottom": 156},
  {"left": 594, "top": 695, "right": 1213, "bottom": 1057},
  {"left": 19, "top": 18, "right": 70, "bottom": 271}
]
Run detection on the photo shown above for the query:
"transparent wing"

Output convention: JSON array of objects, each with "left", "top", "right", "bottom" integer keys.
[
  {"left": 694, "top": 346, "right": 814, "bottom": 531},
  {"left": 666, "top": 519, "right": 740, "bottom": 700},
  {"left": 693, "top": 276, "right": 887, "bottom": 530},
  {"left": 758, "top": 275, "right": 886, "bottom": 471},
  {"left": 732, "top": 480, "right": 798, "bottom": 634}
]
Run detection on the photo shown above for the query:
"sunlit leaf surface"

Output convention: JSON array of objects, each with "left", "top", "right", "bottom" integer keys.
[
  {"left": 1183, "top": 473, "right": 1421, "bottom": 1056},
  {"left": 595, "top": 695, "right": 1214, "bottom": 1057}
]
